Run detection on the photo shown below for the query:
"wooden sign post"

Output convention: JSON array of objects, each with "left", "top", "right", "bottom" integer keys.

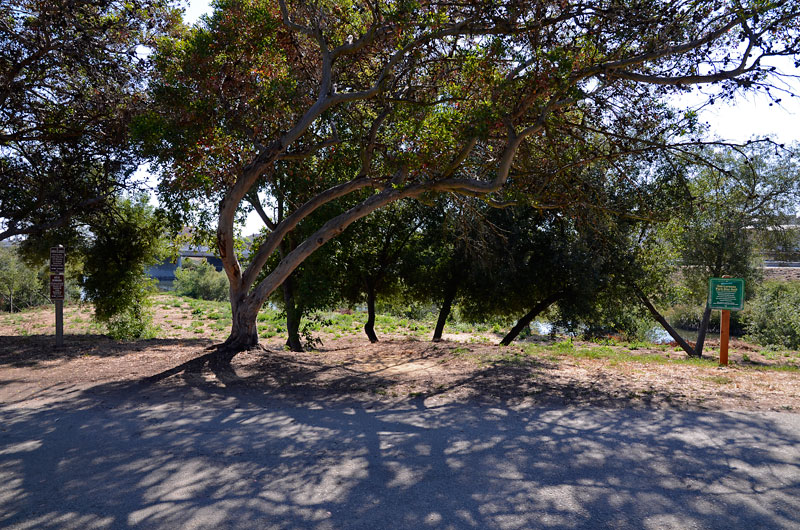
[
  {"left": 719, "top": 309, "right": 730, "bottom": 366},
  {"left": 708, "top": 277, "right": 744, "bottom": 366},
  {"left": 50, "top": 246, "right": 65, "bottom": 348}
]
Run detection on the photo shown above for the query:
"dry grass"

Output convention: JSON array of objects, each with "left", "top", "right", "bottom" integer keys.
[{"left": 1, "top": 295, "right": 798, "bottom": 412}]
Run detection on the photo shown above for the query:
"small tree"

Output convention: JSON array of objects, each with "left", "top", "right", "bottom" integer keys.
[
  {"left": 744, "top": 281, "right": 800, "bottom": 350},
  {"left": 638, "top": 144, "right": 800, "bottom": 357},
  {"left": 80, "top": 197, "right": 167, "bottom": 339},
  {"left": 0, "top": 246, "right": 46, "bottom": 312},
  {"left": 336, "top": 202, "right": 423, "bottom": 342},
  {"left": 174, "top": 261, "right": 229, "bottom": 301}
]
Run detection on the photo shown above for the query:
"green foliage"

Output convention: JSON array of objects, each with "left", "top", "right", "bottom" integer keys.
[
  {"left": 0, "top": 0, "right": 181, "bottom": 241},
  {"left": 105, "top": 301, "right": 159, "bottom": 341},
  {"left": 80, "top": 197, "right": 166, "bottom": 339},
  {"left": 668, "top": 144, "right": 799, "bottom": 303},
  {"left": 449, "top": 190, "right": 658, "bottom": 342},
  {"left": 0, "top": 246, "right": 47, "bottom": 312},
  {"left": 743, "top": 281, "right": 800, "bottom": 349},
  {"left": 337, "top": 201, "right": 422, "bottom": 305},
  {"left": 174, "top": 260, "right": 229, "bottom": 301}
]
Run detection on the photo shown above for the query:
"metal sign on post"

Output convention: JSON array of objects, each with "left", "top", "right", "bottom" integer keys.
[
  {"left": 708, "top": 277, "right": 745, "bottom": 311},
  {"left": 50, "top": 246, "right": 65, "bottom": 348},
  {"left": 50, "top": 246, "right": 65, "bottom": 273},
  {"left": 49, "top": 274, "right": 65, "bottom": 300},
  {"left": 708, "top": 277, "right": 744, "bottom": 367}
]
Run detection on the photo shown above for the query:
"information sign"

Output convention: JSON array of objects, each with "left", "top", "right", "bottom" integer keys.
[
  {"left": 50, "top": 246, "right": 65, "bottom": 273},
  {"left": 50, "top": 274, "right": 65, "bottom": 300},
  {"left": 708, "top": 277, "right": 744, "bottom": 311}
]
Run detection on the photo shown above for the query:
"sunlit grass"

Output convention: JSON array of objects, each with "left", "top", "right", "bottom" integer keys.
[{"left": 8, "top": 293, "right": 797, "bottom": 375}]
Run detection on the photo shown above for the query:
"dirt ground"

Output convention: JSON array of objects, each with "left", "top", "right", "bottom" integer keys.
[
  {"left": 1, "top": 301, "right": 799, "bottom": 412},
  {"left": 764, "top": 267, "right": 800, "bottom": 282}
]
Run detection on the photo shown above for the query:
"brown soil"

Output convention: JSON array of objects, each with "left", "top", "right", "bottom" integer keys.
[
  {"left": 1, "top": 300, "right": 799, "bottom": 412},
  {"left": 764, "top": 267, "right": 800, "bottom": 282}
]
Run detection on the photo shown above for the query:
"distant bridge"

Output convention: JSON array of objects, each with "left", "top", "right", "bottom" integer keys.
[
  {"left": 764, "top": 260, "right": 800, "bottom": 268},
  {"left": 147, "top": 247, "right": 224, "bottom": 288}
]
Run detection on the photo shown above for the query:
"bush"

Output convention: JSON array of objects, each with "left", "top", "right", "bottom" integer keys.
[
  {"left": 105, "top": 302, "right": 159, "bottom": 341},
  {"left": 174, "top": 260, "right": 228, "bottom": 301},
  {"left": 665, "top": 303, "right": 746, "bottom": 336},
  {"left": 743, "top": 281, "right": 800, "bottom": 349},
  {"left": 78, "top": 197, "right": 166, "bottom": 340},
  {"left": 0, "top": 246, "right": 47, "bottom": 312}
]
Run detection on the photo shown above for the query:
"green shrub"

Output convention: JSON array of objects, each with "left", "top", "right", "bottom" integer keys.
[
  {"left": 742, "top": 281, "right": 800, "bottom": 349},
  {"left": 0, "top": 247, "right": 47, "bottom": 312},
  {"left": 79, "top": 196, "right": 166, "bottom": 340},
  {"left": 105, "top": 303, "right": 159, "bottom": 341},
  {"left": 174, "top": 261, "right": 228, "bottom": 301},
  {"left": 665, "top": 303, "right": 746, "bottom": 335}
]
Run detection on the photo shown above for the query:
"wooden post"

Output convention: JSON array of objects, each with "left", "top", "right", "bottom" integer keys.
[
  {"left": 719, "top": 274, "right": 731, "bottom": 366},
  {"left": 719, "top": 309, "right": 730, "bottom": 366},
  {"left": 50, "top": 245, "right": 65, "bottom": 349},
  {"left": 55, "top": 300, "right": 64, "bottom": 348}
]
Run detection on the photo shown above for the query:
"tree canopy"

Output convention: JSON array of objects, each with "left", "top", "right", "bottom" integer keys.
[
  {"left": 0, "top": 0, "right": 180, "bottom": 241},
  {"left": 138, "top": 0, "right": 800, "bottom": 358}
]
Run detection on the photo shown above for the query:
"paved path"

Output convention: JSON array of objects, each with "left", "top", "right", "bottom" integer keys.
[{"left": 1, "top": 381, "right": 799, "bottom": 529}]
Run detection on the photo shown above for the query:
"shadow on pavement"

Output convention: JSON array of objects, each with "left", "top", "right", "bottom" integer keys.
[{"left": 1, "top": 374, "right": 799, "bottom": 530}]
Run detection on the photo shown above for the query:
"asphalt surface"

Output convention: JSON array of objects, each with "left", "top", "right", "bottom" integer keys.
[{"left": 1, "top": 380, "right": 799, "bottom": 530}]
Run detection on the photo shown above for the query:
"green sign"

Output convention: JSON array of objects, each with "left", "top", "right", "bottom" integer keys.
[{"left": 708, "top": 277, "right": 745, "bottom": 310}]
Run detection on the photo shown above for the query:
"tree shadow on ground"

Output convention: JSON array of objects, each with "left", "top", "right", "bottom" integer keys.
[
  {"left": 142, "top": 341, "right": 564, "bottom": 403},
  {"left": 2, "top": 374, "right": 799, "bottom": 530},
  {"left": 140, "top": 341, "right": 685, "bottom": 410},
  {"left": 0, "top": 335, "right": 215, "bottom": 367}
]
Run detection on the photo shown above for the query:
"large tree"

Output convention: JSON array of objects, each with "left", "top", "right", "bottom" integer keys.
[
  {"left": 0, "top": 0, "right": 180, "bottom": 241},
  {"left": 141, "top": 0, "right": 800, "bottom": 364}
]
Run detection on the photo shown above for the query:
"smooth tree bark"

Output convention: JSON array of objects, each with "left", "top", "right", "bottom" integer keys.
[
  {"left": 364, "top": 281, "right": 378, "bottom": 343},
  {"left": 499, "top": 292, "right": 563, "bottom": 346},
  {"left": 633, "top": 285, "right": 697, "bottom": 357},
  {"left": 432, "top": 279, "right": 460, "bottom": 342},
  {"left": 225, "top": 293, "right": 262, "bottom": 352}
]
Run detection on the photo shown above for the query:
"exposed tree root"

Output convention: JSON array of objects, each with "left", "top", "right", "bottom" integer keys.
[{"left": 142, "top": 342, "right": 266, "bottom": 386}]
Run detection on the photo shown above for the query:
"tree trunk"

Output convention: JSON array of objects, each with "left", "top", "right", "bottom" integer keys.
[
  {"left": 223, "top": 296, "right": 260, "bottom": 351},
  {"left": 432, "top": 281, "right": 459, "bottom": 342},
  {"left": 694, "top": 305, "right": 712, "bottom": 359},
  {"left": 633, "top": 286, "right": 696, "bottom": 358},
  {"left": 364, "top": 282, "right": 379, "bottom": 343},
  {"left": 499, "top": 292, "right": 562, "bottom": 346},
  {"left": 282, "top": 274, "right": 303, "bottom": 352}
]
